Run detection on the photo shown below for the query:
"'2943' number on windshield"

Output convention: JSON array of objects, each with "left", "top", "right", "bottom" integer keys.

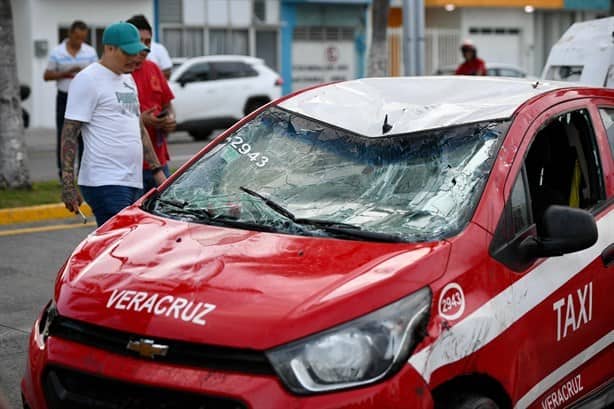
[{"left": 228, "top": 136, "right": 269, "bottom": 167}]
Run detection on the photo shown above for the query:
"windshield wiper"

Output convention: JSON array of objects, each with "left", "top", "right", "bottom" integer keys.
[
  {"left": 156, "top": 195, "right": 278, "bottom": 232},
  {"left": 315, "top": 225, "right": 404, "bottom": 243},
  {"left": 155, "top": 198, "right": 214, "bottom": 219},
  {"left": 240, "top": 186, "right": 357, "bottom": 228},
  {"left": 239, "top": 186, "right": 295, "bottom": 220},
  {"left": 239, "top": 186, "right": 402, "bottom": 241}
]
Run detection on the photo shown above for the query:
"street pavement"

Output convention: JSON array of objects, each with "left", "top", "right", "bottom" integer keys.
[
  {"left": 23, "top": 127, "right": 216, "bottom": 182},
  {"left": 0, "top": 224, "right": 95, "bottom": 409}
]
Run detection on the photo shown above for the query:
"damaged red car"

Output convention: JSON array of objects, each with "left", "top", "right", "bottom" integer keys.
[{"left": 22, "top": 77, "right": 613, "bottom": 409}]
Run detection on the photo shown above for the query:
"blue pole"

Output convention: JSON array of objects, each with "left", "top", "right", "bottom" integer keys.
[
  {"left": 280, "top": 2, "right": 296, "bottom": 95},
  {"left": 153, "top": 0, "right": 160, "bottom": 41}
]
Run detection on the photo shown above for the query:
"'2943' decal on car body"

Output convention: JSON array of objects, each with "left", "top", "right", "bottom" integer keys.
[{"left": 106, "top": 289, "right": 216, "bottom": 326}]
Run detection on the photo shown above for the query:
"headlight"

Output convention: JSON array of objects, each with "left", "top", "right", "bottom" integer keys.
[
  {"left": 38, "top": 299, "right": 57, "bottom": 341},
  {"left": 266, "top": 287, "right": 431, "bottom": 394}
]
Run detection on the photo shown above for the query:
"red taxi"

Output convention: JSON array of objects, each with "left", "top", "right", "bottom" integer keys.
[{"left": 22, "top": 77, "right": 613, "bottom": 409}]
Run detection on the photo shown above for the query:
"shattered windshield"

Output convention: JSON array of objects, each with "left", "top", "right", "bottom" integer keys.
[{"left": 151, "top": 107, "right": 510, "bottom": 242}]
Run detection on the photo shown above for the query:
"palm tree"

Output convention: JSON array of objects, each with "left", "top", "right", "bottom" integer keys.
[
  {"left": 367, "top": 0, "right": 390, "bottom": 77},
  {"left": 0, "top": 0, "right": 30, "bottom": 188}
]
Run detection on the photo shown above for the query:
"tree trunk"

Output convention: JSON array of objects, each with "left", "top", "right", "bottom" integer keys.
[
  {"left": 367, "top": 0, "right": 390, "bottom": 77},
  {"left": 0, "top": 0, "right": 30, "bottom": 188}
]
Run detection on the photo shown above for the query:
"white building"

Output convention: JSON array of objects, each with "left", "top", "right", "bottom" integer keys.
[
  {"left": 11, "top": 0, "right": 153, "bottom": 128},
  {"left": 387, "top": 1, "right": 609, "bottom": 76}
]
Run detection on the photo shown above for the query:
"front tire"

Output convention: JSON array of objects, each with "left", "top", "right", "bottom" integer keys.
[
  {"left": 447, "top": 394, "right": 500, "bottom": 409},
  {"left": 189, "top": 130, "right": 212, "bottom": 141}
]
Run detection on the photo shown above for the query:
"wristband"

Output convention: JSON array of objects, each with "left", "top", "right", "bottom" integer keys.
[{"left": 152, "top": 166, "right": 164, "bottom": 174}]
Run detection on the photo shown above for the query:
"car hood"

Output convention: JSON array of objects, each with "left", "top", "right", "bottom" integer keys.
[{"left": 55, "top": 207, "right": 450, "bottom": 349}]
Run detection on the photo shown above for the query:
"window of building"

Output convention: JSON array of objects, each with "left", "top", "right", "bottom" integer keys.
[
  {"left": 163, "top": 28, "right": 183, "bottom": 58},
  {"left": 209, "top": 29, "right": 248, "bottom": 55},
  {"left": 159, "top": 0, "right": 183, "bottom": 23},
  {"left": 256, "top": 30, "right": 278, "bottom": 70},
  {"left": 254, "top": 0, "right": 266, "bottom": 22},
  {"left": 598, "top": 108, "right": 614, "bottom": 160},
  {"left": 293, "top": 26, "right": 354, "bottom": 42},
  {"left": 58, "top": 26, "right": 104, "bottom": 56},
  {"left": 184, "top": 28, "right": 205, "bottom": 57}
]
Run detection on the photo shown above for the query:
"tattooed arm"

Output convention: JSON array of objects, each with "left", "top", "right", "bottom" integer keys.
[
  {"left": 60, "top": 119, "right": 84, "bottom": 212},
  {"left": 140, "top": 120, "right": 167, "bottom": 187}
]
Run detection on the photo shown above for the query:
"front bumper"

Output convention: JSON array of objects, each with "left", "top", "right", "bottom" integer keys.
[{"left": 21, "top": 319, "right": 434, "bottom": 409}]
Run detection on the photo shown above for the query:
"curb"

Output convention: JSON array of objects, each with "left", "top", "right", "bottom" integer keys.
[{"left": 0, "top": 203, "right": 93, "bottom": 225}]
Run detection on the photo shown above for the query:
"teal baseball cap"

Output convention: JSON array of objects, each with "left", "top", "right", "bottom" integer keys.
[{"left": 102, "top": 22, "right": 149, "bottom": 55}]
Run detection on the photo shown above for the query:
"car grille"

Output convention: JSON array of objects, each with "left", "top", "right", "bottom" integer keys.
[
  {"left": 48, "top": 314, "right": 275, "bottom": 374},
  {"left": 43, "top": 366, "right": 248, "bottom": 409}
]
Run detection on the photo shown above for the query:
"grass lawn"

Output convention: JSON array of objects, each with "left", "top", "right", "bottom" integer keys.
[{"left": 0, "top": 180, "right": 62, "bottom": 209}]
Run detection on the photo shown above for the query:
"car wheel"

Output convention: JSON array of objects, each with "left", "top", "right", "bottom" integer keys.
[
  {"left": 189, "top": 130, "right": 212, "bottom": 141},
  {"left": 244, "top": 98, "right": 269, "bottom": 115},
  {"left": 447, "top": 394, "right": 499, "bottom": 409}
]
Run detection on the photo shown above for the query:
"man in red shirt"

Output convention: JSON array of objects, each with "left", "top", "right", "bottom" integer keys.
[
  {"left": 455, "top": 40, "right": 487, "bottom": 76},
  {"left": 127, "top": 18, "right": 176, "bottom": 193}
]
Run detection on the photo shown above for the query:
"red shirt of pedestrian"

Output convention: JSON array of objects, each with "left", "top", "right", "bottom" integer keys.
[
  {"left": 132, "top": 59, "right": 174, "bottom": 169},
  {"left": 455, "top": 42, "right": 487, "bottom": 76}
]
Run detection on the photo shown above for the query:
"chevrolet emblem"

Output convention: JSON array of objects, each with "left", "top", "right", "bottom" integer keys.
[{"left": 126, "top": 338, "right": 169, "bottom": 359}]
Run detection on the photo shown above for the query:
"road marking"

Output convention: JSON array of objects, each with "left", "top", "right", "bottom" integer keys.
[{"left": 0, "top": 222, "right": 96, "bottom": 237}]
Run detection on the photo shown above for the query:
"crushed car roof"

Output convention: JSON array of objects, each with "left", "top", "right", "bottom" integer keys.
[{"left": 278, "top": 76, "right": 569, "bottom": 137}]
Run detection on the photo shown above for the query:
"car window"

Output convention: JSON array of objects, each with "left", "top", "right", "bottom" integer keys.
[
  {"left": 604, "top": 66, "right": 614, "bottom": 88},
  {"left": 181, "top": 62, "right": 210, "bottom": 82},
  {"left": 498, "top": 68, "right": 524, "bottom": 78},
  {"left": 545, "top": 65, "right": 583, "bottom": 82},
  {"left": 524, "top": 109, "right": 604, "bottom": 228},
  {"left": 213, "top": 62, "right": 257, "bottom": 80},
  {"left": 598, "top": 108, "right": 614, "bottom": 160},
  {"left": 491, "top": 108, "right": 604, "bottom": 270},
  {"left": 509, "top": 168, "right": 532, "bottom": 233}
]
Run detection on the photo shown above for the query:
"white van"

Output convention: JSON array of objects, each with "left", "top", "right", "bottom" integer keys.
[{"left": 542, "top": 16, "right": 614, "bottom": 87}]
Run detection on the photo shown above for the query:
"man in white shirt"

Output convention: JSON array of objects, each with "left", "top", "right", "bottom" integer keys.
[
  {"left": 44, "top": 20, "right": 98, "bottom": 180},
  {"left": 128, "top": 14, "right": 173, "bottom": 79},
  {"left": 60, "top": 22, "right": 166, "bottom": 226}
]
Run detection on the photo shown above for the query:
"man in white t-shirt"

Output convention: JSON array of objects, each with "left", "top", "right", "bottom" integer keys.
[
  {"left": 44, "top": 20, "right": 98, "bottom": 180},
  {"left": 127, "top": 15, "right": 173, "bottom": 79},
  {"left": 60, "top": 22, "right": 166, "bottom": 226}
]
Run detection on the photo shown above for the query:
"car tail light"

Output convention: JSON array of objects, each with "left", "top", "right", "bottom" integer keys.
[{"left": 275, "top": 77, "right": 283, "bottom": 86}]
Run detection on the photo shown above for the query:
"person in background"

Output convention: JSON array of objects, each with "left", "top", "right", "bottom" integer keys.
[
  {"left": 455, "top": 40, "right": 487, "bottom": 76},
  {"left": 60, "top": 22, "right": 166, "bottom": 226},
  {"left": 127, "top": 15, "right": 176, "bottom": 193},
  {"left": 44, "top": 20, "right": 98, "bottom": 180},
  {"left": 127, "top": 14, "right": 173, "bottom": 80}
]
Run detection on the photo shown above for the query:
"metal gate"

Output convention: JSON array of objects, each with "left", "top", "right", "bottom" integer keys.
[{"left": 387, "top": 28, "right": 461, "bottom": 76}]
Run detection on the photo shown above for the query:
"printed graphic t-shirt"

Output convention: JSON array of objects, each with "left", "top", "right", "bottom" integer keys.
[{"left": 65, "top": 62, "right": 143, "bottom": 188}]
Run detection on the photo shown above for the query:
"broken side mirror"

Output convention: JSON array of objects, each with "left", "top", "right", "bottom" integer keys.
[{"left": 520, "top": 205, "right": 598, "bottom": 258}]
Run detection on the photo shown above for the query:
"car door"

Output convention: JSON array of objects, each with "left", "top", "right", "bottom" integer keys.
[
  {"left": 171, "top": 61, "right": 221, "bottom": 123},
  {"left": 489, "top": 102, "right": 613, "bottom": 408},
  {"left": 210, "top": 62, "right": 258, "bottom": 119}
]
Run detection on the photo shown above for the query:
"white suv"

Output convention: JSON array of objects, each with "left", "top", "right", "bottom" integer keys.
[{"left": 170, "top": 55, "right": 282, "bottom": 140}]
